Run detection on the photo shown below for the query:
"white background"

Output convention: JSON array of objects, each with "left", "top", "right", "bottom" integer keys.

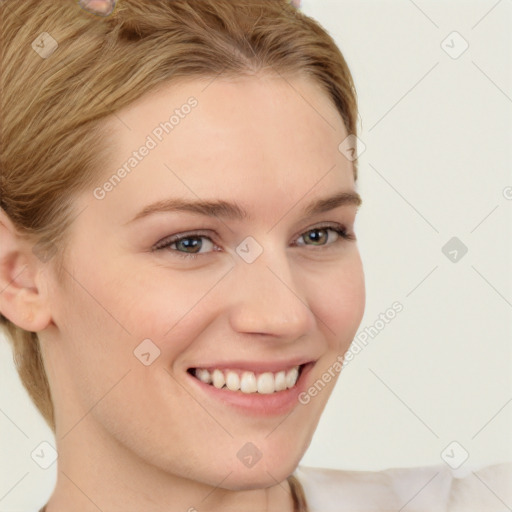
[{"left": 1, "top": 0, "right": 511, "bottom": 510}]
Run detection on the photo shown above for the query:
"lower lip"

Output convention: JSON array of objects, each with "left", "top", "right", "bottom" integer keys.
[{"left": 186, "top": 363, "right": 315, "bottom": 417}]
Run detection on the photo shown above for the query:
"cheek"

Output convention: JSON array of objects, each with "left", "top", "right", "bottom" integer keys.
[
  {"left": 115, "top": 267, "right": 222, "bottom": 353},
  {"left": 309, "top": 254, "right": 366, "bottom": 348},
  {"left": 49, "top": 259, "right": 143, "bottom": 383}
]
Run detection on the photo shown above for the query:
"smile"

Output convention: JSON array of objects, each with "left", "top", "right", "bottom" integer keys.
[
  {"left": 185, "top": 360, "right": 315, "bottom": 416},
  {"left": 189, "top": 365, "right": 302, "bottom": 394}
]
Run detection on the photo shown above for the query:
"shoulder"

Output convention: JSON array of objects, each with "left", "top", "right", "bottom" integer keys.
[
  {"left": 293, "top": 461, "right": 512, "bottom": 512},
  {"left": 445, "top": 462, "right": 512, "bottom": 512}
]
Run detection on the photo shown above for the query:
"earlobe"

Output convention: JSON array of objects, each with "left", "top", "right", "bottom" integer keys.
[{"left": 0, "top": 209, "right": 53, "bottom": 333}]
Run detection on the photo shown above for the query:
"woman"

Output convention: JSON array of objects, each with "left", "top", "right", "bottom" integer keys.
[{"left": 0, "top": 1, "right": 510, "bottom": 511}]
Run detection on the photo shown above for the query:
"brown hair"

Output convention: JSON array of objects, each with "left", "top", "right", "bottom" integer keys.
[{"left": 1, "top": 0, "right": 359, "bottom": 508}]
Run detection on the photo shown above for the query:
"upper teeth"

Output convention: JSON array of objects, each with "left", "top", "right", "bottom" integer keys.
[{"left": 194, "top": 366, "right": 300, "bottom": 394}]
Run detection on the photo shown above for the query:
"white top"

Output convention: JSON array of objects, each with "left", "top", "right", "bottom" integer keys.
[{"left": 294, "top": 462, "right": 512, "bottom": 512}]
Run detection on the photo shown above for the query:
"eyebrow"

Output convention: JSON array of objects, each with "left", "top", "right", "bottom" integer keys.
[{"left": 127, "top": 190, "right": 362, "bottom": 224}]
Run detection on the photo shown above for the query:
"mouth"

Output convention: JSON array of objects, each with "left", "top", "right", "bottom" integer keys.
[
  {"left": 185, "top": 361, "right": 315, "bottom": 416},
  {"left": 187, "top": 364, "right": 306, "bottom": 394}
]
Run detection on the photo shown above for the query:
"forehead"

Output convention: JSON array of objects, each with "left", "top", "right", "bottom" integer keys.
[{"left": 92, "top": 74, "right": 355, "bottom": 223}]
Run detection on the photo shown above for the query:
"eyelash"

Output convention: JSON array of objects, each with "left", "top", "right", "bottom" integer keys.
[{"left": 152, "top": 223, "right": 356, "bottom": 260}]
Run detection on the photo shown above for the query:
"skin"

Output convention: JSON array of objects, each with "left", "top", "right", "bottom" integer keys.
[
  {"left": 0, "top": 73, "right": 365, "bottom": 511},
  {"left": 78, "top": 0, "right": 116, "bottom": 16}
]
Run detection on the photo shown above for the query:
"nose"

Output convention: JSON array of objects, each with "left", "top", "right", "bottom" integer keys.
[{"left": 227, "top": 243, "right": 315, "bottom": 339}]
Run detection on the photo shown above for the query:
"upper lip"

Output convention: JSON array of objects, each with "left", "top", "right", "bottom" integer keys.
[{"left": 188, "top": 357, "right": 316, "bottom": 373}]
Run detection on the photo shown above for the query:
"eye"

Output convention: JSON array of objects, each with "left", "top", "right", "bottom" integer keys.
[
  {"left": 152, "top": 230, "right": 216, "bottom": 260},
  {"left": 294, "top": 224, "right": 355, "bottom": 248},
  {"left": 152, "top": 223, "right": 356, "bottom": 260}
]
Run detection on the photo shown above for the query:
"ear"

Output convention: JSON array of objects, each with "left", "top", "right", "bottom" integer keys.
[{"left": 0, "top": 208, "right": 53, "bottom": 332}]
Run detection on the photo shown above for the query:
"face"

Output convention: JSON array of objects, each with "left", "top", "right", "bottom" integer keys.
[{"left": 41, "top": 73, "right": 365, "bottom": 490}]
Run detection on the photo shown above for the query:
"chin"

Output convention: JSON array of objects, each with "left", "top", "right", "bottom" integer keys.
[
  {"left": 219, "top": 467, "right": 296, "bottom": 491},
  {"left": 219, "top": 451, "right": 304, "bottom": 490}
]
